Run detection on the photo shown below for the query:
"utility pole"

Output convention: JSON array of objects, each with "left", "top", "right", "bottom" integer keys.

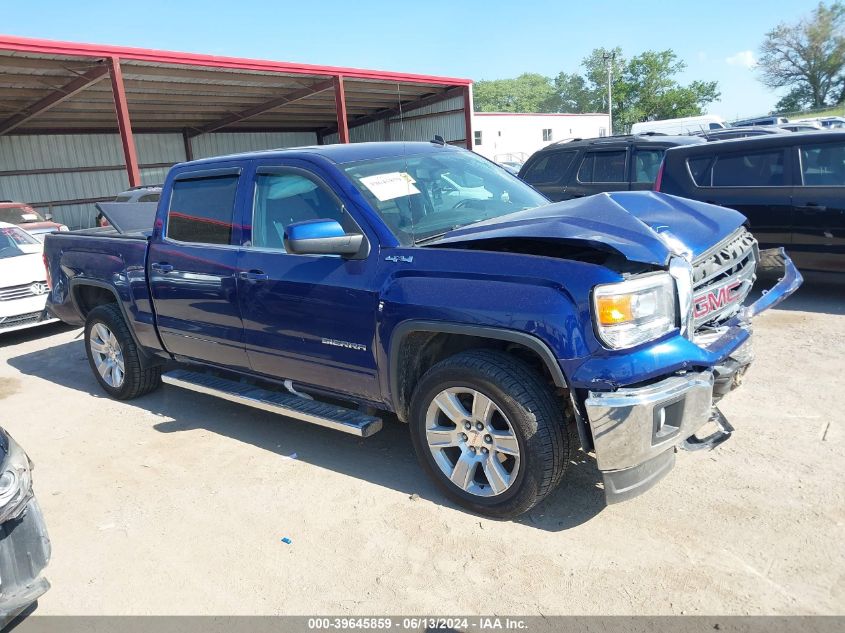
[{"left": 603, "top": 51, "right": 615, "bottom": 135}]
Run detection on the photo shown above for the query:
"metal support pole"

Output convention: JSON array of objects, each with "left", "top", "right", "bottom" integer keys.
[
  {"left": 604, "top": 52, "right": 614, "bottom": 136},
  {"left": 182, "top": 128, "right": 193, "bottom": 162},
  {"left": 463, "top": 85, "right": 474, "bottom": 150},
  {"left": 334, "top": 75, "right": 349, "bottom": 144},
  {"left": 107, "top": 56, "right": 140, "bottom": 187}
]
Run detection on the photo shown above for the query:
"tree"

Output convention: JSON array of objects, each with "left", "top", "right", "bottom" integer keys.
[
  {"left": 472, "top": 48, "right": 719, "bottom": 134},
  {"left": 758, "top": 2, "right": 845, "bottom": 109},
  {"left": 472, "top": 73, "right": 557, "bottom": 112}
]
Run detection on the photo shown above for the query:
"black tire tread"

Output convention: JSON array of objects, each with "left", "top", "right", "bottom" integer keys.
[
  {"left": 85, "top": 304, "right": 161, "bottom": 400},
  {"left": 410, "top": 348, "right": 571, "bottom": 518}
]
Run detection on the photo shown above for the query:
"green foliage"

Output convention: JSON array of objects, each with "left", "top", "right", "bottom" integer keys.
[
  {"left": 758, "top": 2, "right": 845, "bottom": 108},
  {"left": 472, "top": 73, "right": 557, "bottom": 113},
  {"left": 473, "top": 48, "right": 720, "bottom": 134}
]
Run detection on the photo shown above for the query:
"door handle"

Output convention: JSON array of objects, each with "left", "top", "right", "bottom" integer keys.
[
  {"left": 151, "top": 262, "right": 173, "bottom": 273},
  {"left": 239, "top": 270, "right": 269, "bottom": 281}
]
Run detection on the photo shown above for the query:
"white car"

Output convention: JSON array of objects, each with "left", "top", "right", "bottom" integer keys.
[{"left": 0, "top": 222, "right": 57, "bottom": 334}]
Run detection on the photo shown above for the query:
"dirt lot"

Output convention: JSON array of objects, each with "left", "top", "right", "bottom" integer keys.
[{"left": 0, "top": 280, "right": 842, "bottom": 616}]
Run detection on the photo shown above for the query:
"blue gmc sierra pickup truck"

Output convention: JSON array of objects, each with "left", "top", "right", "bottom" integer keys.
[{"left": 43, "top": 141, "right": 802, "bottom": 518}]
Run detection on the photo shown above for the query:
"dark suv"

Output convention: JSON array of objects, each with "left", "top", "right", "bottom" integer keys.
[
  {"left": 518, "top": 134, "right": 705, "bottom": 201},
  {"left": 656, "top": 131, "right": 844, "bottom": 273}
]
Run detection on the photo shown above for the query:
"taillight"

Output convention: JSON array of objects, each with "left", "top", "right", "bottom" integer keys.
[
  {"left": 653, "top": 159, "right": 665, "bottom": 191},
  {"left": 43, "top": 252, "right": 52, "bottom": 289}
]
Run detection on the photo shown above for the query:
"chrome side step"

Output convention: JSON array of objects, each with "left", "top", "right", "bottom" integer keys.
[{"left": 161, "top": 369, "right": 382, "bottom": 437}]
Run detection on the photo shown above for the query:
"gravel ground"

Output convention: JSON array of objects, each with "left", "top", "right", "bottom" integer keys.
[{"left": 0, "top": 280, "right": 842, "bottom": 616}]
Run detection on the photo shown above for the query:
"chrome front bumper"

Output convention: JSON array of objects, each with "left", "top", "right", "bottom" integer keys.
[
  {"left": 584, "top": 248, "right": 802, "bottom": 504},
  {"left": 0, "top": 499, "right": 51, "bottom": 628},
  {"left": 586, "top": 371, "right": 716, "bottom": 502}
]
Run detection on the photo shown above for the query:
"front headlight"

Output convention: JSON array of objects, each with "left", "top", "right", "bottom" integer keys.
[
  {"left": 592, "top": 272, "right": 677, "bottom": 349},
  {"left": 0, "top": 431, "right": 34, "bottom": 524}
]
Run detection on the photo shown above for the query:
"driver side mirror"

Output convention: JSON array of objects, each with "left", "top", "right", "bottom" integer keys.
[{"left": 284, "top": 219, "right": 365, "bottom": 257}]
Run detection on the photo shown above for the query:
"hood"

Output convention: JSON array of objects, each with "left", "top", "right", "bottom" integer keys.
[
  {"left": 432, "top": 191, "right": 746, "bottom": 266},
  {"left": 0, "top": 251, "right": 46, "bottom": 287}
]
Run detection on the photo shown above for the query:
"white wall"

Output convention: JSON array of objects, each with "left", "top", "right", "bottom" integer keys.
[{"left": 471, "top": 113, "right": 610, "bottom": 163}]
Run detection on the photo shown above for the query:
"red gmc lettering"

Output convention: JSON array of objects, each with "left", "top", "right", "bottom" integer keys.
[{"left": 693, "top": 280, "right": 743, "bottom": 319}]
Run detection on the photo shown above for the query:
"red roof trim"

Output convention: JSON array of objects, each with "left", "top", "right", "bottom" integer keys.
[
  {"left": 475, "top": 112, "right": 608, "bottom": 117},
  {"left": 0, "top": 35, "right": 473, "bottom": 86}
]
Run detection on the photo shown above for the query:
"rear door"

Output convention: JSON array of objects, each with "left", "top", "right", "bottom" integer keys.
[
  {"left": 566, "top": 147, "right": 630, "bottom": 198},
  {"left": 519, "top": 149, "right": 578, "bottom": 201},
  {"left": 792, "top": 138, "right": 845, "bottom": 272},
  {"left": 234, "top": 159, "right": 382, "bottom": 401},
  {"left": 148, "top": 165, "right": 251, "bottom": 370},
  {"left": 688, "top": 146, "right": 793, "bottom": 250}
]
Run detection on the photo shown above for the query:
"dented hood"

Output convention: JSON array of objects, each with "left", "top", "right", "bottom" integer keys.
[{"left": 432, "top": 191, "right": 747, "bottom": 266}]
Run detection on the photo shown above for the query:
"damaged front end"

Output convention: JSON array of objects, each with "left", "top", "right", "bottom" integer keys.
[
  {"left": 0, "top": 429, "right": 50, "bottom": 628},
  {"left": 584, "top": 228, "right": 802, "bottom": 504}
]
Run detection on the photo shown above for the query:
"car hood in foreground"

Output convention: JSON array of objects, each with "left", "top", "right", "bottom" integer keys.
[{"left": 431, "top": 191, "right": 746, "bottom": 266}]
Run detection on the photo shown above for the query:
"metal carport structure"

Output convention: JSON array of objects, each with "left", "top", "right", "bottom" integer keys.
[{"left": 0, "top": 36, "right": 473, "bottom": 228}]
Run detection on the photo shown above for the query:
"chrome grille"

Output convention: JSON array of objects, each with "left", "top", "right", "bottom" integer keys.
[
  {"left": 691, "top": 228, "right": 758, "bottom": 329},
  {"left": 0, "top": 282, "right": 48, "bottom": 301}
]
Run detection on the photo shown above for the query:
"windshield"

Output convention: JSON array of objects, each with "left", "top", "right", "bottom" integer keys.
[
  {"left": 0, "top": 225, "right": 41, "bottom": 259},
  {"left": 0, "top": 206, "right": 46, "bottom": 224},
  {"left": 343, "top": 150, "right": 548, "bottom": 244}
]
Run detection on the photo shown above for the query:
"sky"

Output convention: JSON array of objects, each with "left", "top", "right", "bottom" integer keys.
[{"left": 1, "top": 0, "right": 825, "bottom": 119}]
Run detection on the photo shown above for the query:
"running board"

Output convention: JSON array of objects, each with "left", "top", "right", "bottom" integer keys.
[{"left": 161, "top": 369, "right": 382, "bottom": 437}]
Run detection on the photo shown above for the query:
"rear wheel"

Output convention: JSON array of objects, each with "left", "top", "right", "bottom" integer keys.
[
  {"left": 409, "top": 349, "right": 570, "bottom": 518},
  {"left": 84, "top": 304, "right": 161, "bottom": 400}
]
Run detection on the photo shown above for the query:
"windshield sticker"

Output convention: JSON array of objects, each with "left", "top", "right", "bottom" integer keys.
[
  {"left": 21, "top": 213, "right": 39, "bottom": 221},
  {"left": 359, "top": 172, "right": 421, "bottom": 202}
]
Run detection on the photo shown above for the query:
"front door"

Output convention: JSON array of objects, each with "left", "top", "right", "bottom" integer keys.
[
  {"left": 235, "top": 162, "right": 382, "bottom": 402},
  {"left": 148, "top": 165, "right": 250, "bottom": 371},
  {"left": 792, "top": 139, "right": 845, "bottom": 272}
]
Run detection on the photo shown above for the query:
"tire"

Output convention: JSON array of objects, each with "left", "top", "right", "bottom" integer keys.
[
  {"left": 84, "top": 303, "right": 161, "bottom": 400},
  {"left": 409, "top": 349, "right": 570, "bottom": 519}
]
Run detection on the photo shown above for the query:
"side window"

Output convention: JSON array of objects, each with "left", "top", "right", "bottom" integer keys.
[
  {"left": 474, "top": 131, "right": 483, "bottom": 146},
  {"left": 688, "top": 156, "right": 714, "bottom": 187},
  {"left": 542, "top": 128, "right": 553, "bottom": 142},
  {"left": 578, "top": 150, "right": 626, "bottom": 183},
  {"left": 522, "top": 151, "right": 577, "bottom": 185},
  {"left": 800, "top": 142, "right": 845, "bottom": 186},
  {"left": 252, "top": 171, "right": 346, "bottom": 250},
  {"left": 167, "top": 174, "right": 239, "bottom": 244},
  {"left": 139, "top": 193, "right": 161, "bottom": 202},
  {"left": 712, "top": 149, "right": 786, "bottom": 187},
  {"left": 633, "top": 149, "right": 665, "bottom": 183}
]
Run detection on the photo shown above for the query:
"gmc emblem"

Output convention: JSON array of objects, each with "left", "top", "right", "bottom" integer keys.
[{"left": 693, "top": 280, "right": 743, "bottom": 319}]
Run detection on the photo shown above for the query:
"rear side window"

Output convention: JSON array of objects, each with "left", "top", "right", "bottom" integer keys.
[
  {"left": 712, "top": 150, "right": 786, "bottom": 187},
  {"left": 633, "top": 149, "right": 665, "bottom": 183},
  {"left": 800, "top": 142, "right": 845, "bottom": 186},
  {"left": 688, "top": 156, "right": 714, "bottom": 186},
  {"left": 167, "top": 174, "right": 240, "bottom": 244},
  {"left": 577, "top": 150, "right": 627, "bottom": 183},
  {"left": 521, "top": 151, "right": 577, "bottom": 185}
]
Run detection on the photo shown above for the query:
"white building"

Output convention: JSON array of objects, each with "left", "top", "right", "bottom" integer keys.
[{"left": 471, "top": 112, "right": 610, "bottom": 164}]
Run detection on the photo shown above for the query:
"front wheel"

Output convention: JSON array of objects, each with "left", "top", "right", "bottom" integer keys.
[
  {"left": 409, "top": 349, "right": 570, "bottom": 519},
  {"left": 84, "top": 304, "right": 161, "bottom": 400}
]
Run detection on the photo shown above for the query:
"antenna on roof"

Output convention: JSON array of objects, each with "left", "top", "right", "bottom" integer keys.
[{"left": 431, "top": 135, "right": 446, "bottom": 146}]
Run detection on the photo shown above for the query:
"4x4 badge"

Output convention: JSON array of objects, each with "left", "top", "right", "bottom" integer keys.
[{"left": 385, "top": 255, "right": 413, "bottom": 263}]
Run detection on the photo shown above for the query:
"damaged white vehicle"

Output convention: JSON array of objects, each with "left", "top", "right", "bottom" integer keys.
[{"left": 0, "top": 222, "right": 56, "bottom": 335}]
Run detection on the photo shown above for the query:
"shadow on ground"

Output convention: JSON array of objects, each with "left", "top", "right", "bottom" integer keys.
[
  {"left": 0, "top": 321, "right": 77, "bottom": 348},
  {"left": 7, "top": 338, "right": 606, "bottom": 531}
]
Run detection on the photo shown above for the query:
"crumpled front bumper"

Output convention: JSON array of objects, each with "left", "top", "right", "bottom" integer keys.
[
  {"left": 0, "top": 499, "right": 51, "bottom": 629},
  {"left": 585, "top": 248, "right": 802, "bottom": 504}
]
